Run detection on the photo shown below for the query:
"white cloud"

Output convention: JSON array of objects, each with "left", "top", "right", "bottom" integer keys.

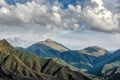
[
  {"left": 73, "top": 23, "right": 80, "bottom": 30},
  {"left": 0, "top": 0, "right": 119, "bottom": 33},
  {"left": 82, "top": 0, "right": 120, "bottom": 33},
  {"left": 0, "top": 0, "right": 7, "bottom": 6},
  {"left": 0, "top": 7, "right": 9, "bottom": 13},
  {"left": 51, "top": 12, "right": 62, "bottom": 24},
  {"left": 0, "top": 0, "right": 119, "bottom": 50},
  {"left": 0, "top": 0, "right": 81, "bottom": 30},
  {"left": 52, "top": 6, "right": 60, "bottom": 12},
  {"left": 103, "top": 0, "right": 120, "bottom": 13}
]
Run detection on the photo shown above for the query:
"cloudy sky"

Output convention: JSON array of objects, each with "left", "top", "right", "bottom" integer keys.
[{"left": 0, "top": 0, "right": 120, "bottom": 51}]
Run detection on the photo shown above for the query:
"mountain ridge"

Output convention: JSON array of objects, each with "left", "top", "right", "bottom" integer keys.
[
  {"left": 0, "top": 39, "right": 91, "bottom": 80},
  {"left": 1, "top": 38, "right": 120, "bottom": 80},
  {"left": 37, "top": 39, "right": 70, "bottom": 52},
  {"left": 79, "top": 46, "right": 109, "bottom": 57}
]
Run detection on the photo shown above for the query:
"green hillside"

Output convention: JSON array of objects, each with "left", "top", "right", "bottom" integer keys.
[{"left": 0, "top": 39, "right": 91, "bottom": 80}]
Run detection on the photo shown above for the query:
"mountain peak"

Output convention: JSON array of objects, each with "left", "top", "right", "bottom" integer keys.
[
  {"left": 45, "top": 39, "right": 55, "bottom": 43},
  {"left": 36, "top": 39, "right": 70, "bottom": 52},
  {"left": 0, "top": 39, "right": 10, "bottom": 45},
  {"left": 0, "top": 39, "right": 16, "bottom": 54},
  {"left": 79, "top": 46, "right": 108, "bottom": 57},
  {"left": 85, "top": 46, "right": 107, "bottom": 51},
  {"left": 89, "top": 45, "right": 101, "bottom": 48},
  {"left": 37, "top": 39, "right": 56, "bottom": 44}
]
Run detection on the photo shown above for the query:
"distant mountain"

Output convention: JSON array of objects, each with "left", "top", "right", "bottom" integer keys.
[
  {"left": 0, "top": 39, "right": 91, "bottom": 80},
  {"left": 60, "top": 46, "right": 111, "bottom": 75},
  {"left": 26, "top": 39, "right": 70, "bottom": 57},
  {"left": 7, "top": 37, "right": 31, "bottom": 48},
  {"left": 37, "top": 39, "right": 70, "bottom": 52},
  {"left": 79, "top": 46, "right": 108, "bottom": 57},
  {"left": 25, "top": 40, "right": 111, "bottom": 75},
  {"left": 14, "top": 38, "right": 120, "bottom": 78}
]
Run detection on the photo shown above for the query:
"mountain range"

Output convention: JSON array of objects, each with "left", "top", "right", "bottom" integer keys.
[
  {"left": 17, "top": 39, "right": 110, "bottom": 74},
  {"left": 0, "top": 39, "right": 91, "bottom": 80},
  {"left": 0, "top": 38, "right": 120, "bottom": 80}
]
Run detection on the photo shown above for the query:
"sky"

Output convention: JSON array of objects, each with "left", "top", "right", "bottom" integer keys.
[{"left": 0, "top": 0, "right": 120, "bottom": 51}]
